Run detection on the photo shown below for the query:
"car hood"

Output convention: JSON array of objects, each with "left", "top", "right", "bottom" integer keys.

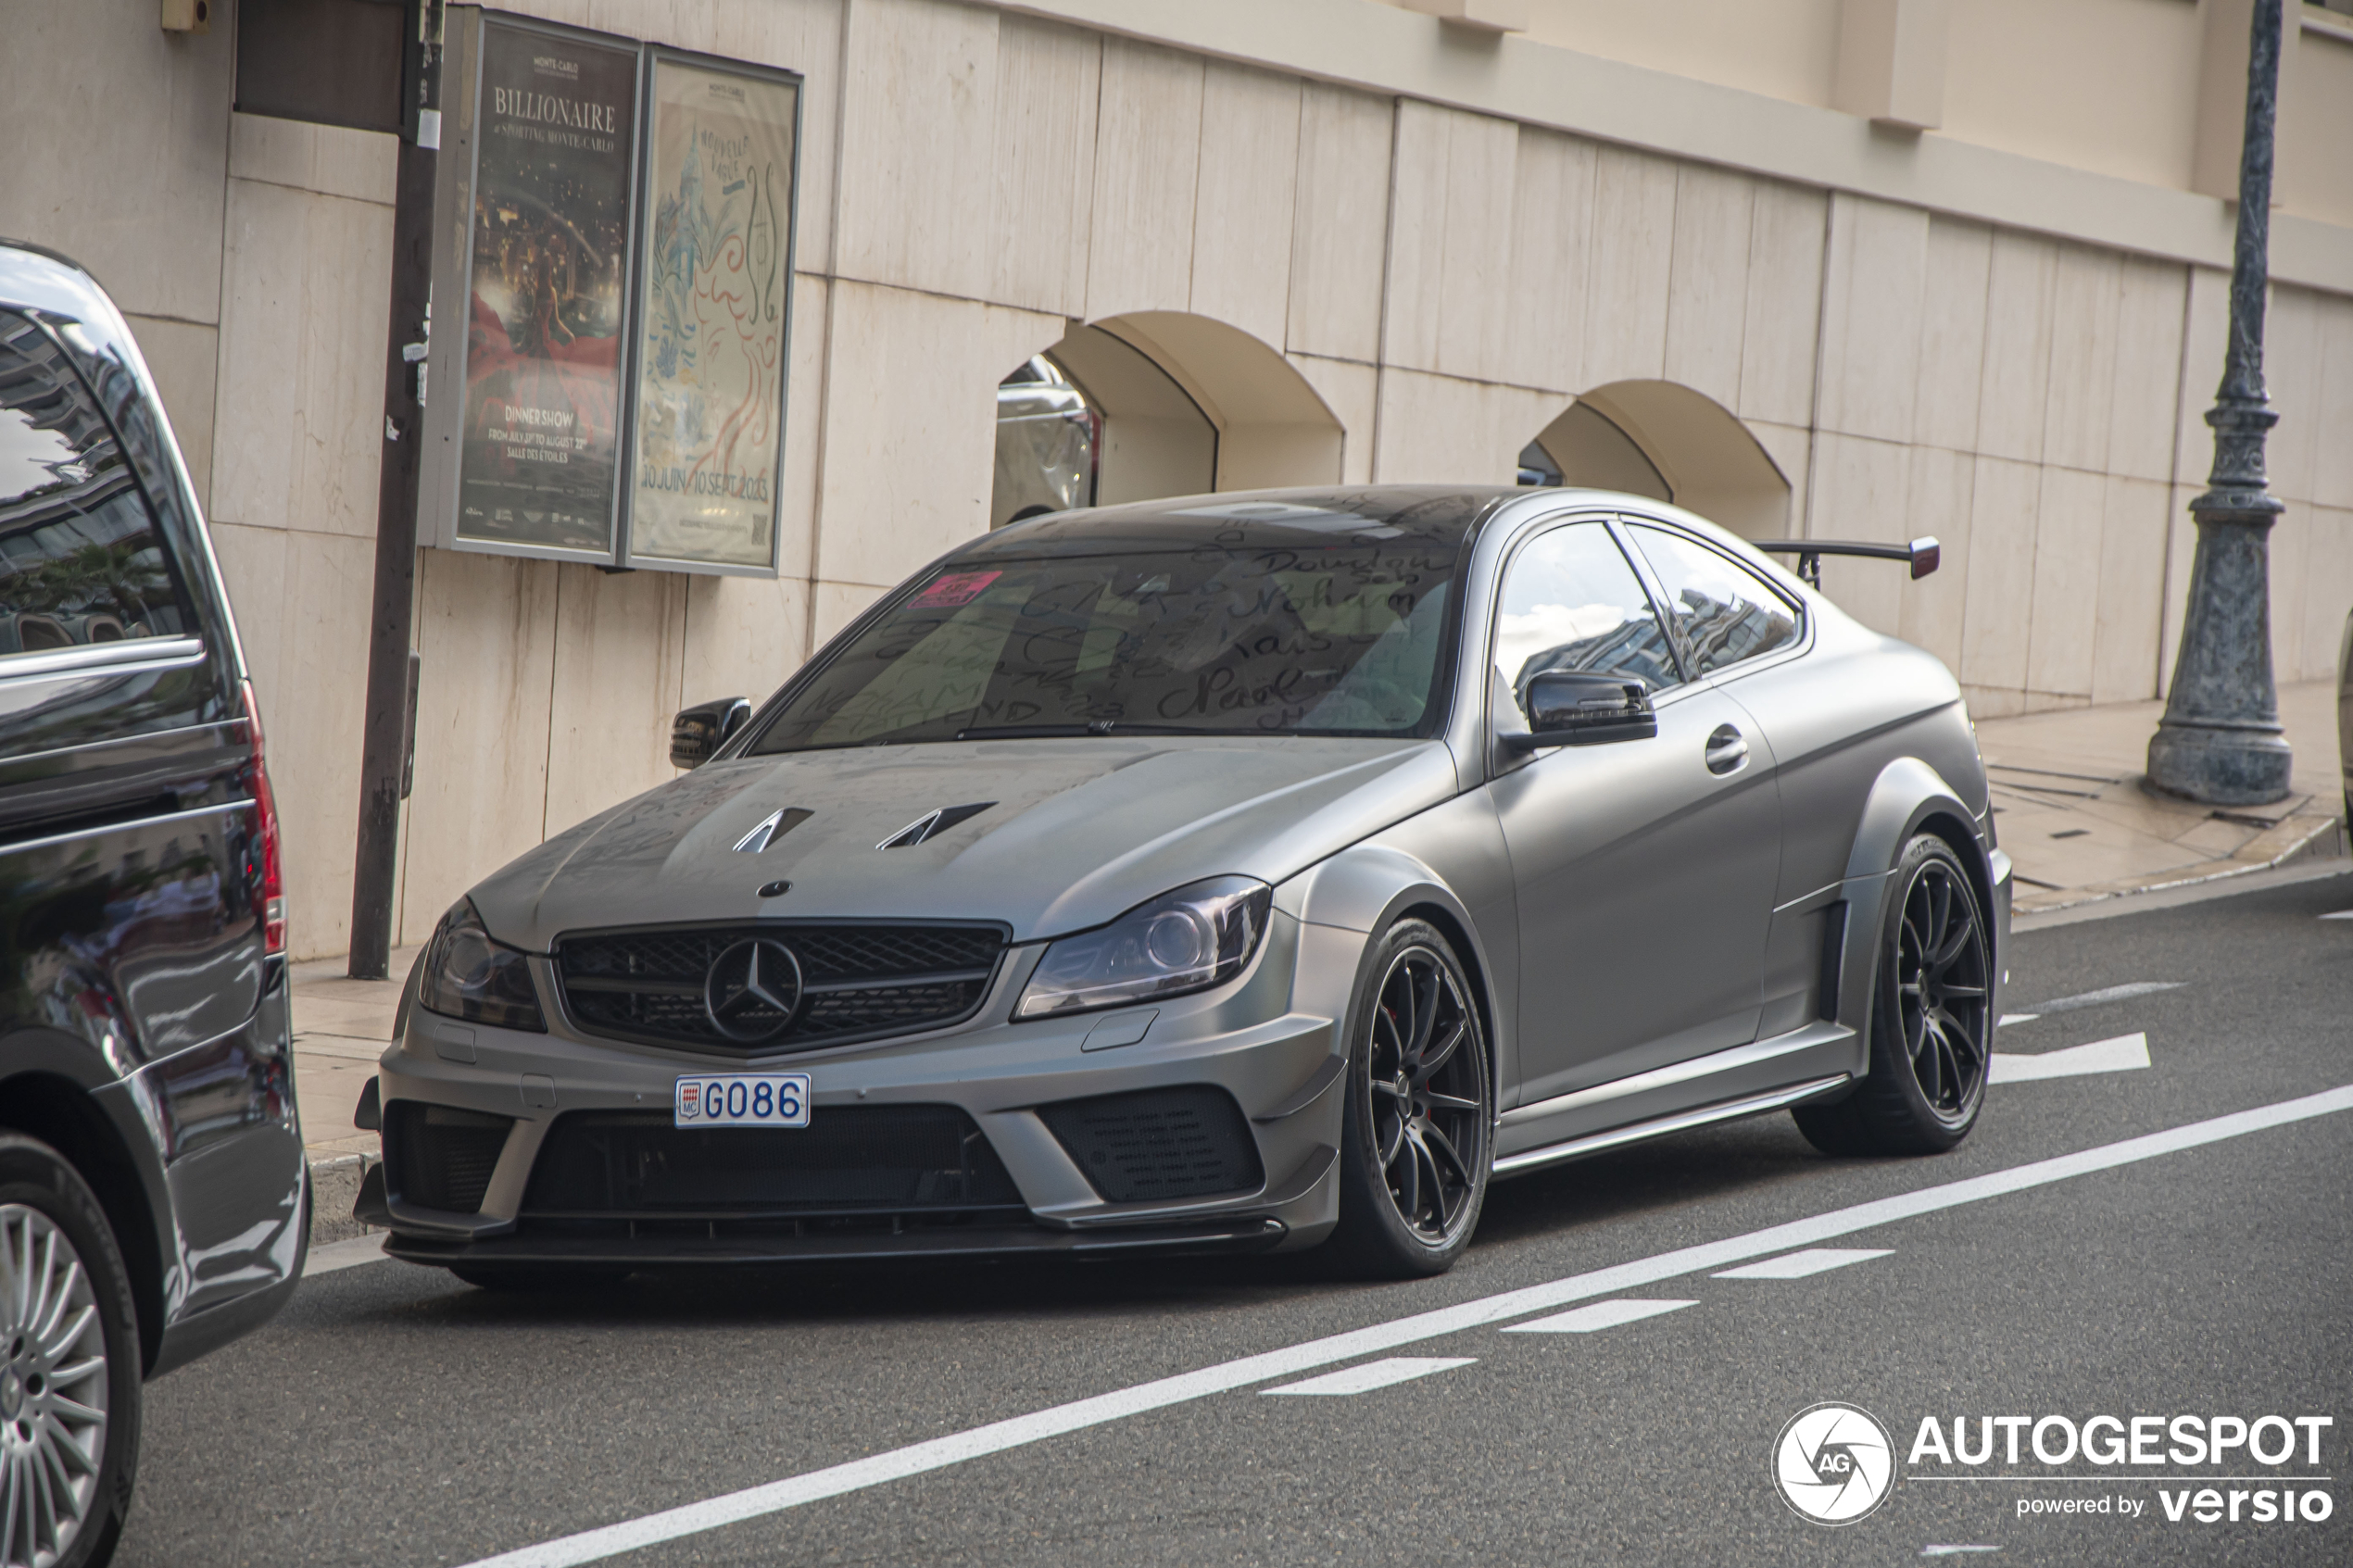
[{"left": 469, "top": 736, "right": 1460, "bottom": 951}]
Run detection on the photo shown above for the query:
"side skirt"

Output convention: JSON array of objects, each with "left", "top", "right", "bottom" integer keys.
[{"left": 1492, "top": 1075, "right": 1851, "bottom": 1179}]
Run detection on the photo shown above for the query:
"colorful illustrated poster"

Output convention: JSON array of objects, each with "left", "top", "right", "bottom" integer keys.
[
  {"left": 456, "top": 25, "right": 637, "bottom": 553},
  {"left": 627, "top": 58, "right": 798, "bottom": 568}
]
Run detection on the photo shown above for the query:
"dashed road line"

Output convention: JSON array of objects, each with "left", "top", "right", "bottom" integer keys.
[
  {"left": 1262, "top": 1358, "right": 1476, "bottom": 1396},
  {"left": 1988, "top": 1032, "right": 2150, "bottom": 1084},
  {"left": 1712, "top": 1248, "right": 1892, "bottom": 1280},
  {"left": 1502, "top": 1298, "right": 1697, "bottom": 1334},
  {"left": 454, "top": 1083, "right": 2353, "bottom": 1568},
  {"left": 2019, "top": 982, "right": 2183, "bottom": 1015}
]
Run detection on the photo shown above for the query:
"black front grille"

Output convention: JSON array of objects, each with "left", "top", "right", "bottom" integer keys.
[
  {"left": 384, "top": 1101, "right": 512, "bottom": 1214},
  {"left": 555, "top": 922, "right": 1006, "bottom": 1055},
  {"left": 519, "top": 1106, "right": 1023, "bottom": 1221},
  {"left": 1038, "top": 1086, "right": 1264, "bottom": 1204}
]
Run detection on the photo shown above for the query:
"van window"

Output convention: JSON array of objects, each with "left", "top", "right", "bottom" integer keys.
[{"left": 0, "top": 310, "right": 196, "bottom": 661}]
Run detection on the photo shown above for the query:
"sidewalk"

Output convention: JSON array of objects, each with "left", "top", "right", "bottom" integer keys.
[{"left": 1975, "top": 679, "right": 2346, "bottom": 914}]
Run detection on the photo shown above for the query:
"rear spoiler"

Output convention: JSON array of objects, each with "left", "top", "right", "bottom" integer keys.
[{"left": 1751, "top": 536, "right": 1940, "bottom": 589}]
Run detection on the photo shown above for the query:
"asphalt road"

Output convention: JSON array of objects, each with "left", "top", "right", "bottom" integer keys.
[{"left": 119, "top": 871, "right": 2353, "bottom": 1568}]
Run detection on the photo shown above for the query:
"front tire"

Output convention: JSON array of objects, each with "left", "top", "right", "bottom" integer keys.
[
  {"left": 1326, "top": 921, "right": 1492, "bottom": 1278},
  {"left": 0, "top": 1134, "right": 142, "bottom": 1568},
  {"left": 1795, "top": 834, "right": 1992, "bottom": 1157}
]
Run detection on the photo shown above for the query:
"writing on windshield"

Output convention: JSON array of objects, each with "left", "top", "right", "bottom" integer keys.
[{"left": 750, "top": 542, "right": 1462, "bottom": 751}]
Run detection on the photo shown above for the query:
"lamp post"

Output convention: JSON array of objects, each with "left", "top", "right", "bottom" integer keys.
[{"left": 2147, "top": 0, "right": 2292, "bottom": 806}]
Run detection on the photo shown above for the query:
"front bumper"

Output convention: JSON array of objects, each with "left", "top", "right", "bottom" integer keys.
[{"left": 368, "top": 913, "right": 1363, "bottom": 1263}]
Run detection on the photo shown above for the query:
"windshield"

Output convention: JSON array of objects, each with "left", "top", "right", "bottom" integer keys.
[{"left": 749, "top": 540, "right": 1464, "bottom": 751}]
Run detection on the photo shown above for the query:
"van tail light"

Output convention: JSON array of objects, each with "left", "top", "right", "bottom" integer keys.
[{"left": 240, "top": 679, "right": 287, "bottom": 956}]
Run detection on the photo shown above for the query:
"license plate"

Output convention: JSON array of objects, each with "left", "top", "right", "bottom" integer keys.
[{"left": 673, "top": 1073, "right": 810, "bottom": 1128}]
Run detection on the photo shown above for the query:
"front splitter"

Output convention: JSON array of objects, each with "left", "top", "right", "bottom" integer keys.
[{"left": 383, "top": 1216, "right": 1288, "bottom": 1269}]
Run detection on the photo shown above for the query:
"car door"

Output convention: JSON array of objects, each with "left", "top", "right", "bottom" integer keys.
[
  {"left": 1483, "top": 518, "right": 1781, "bottom": 1109},
  {"left": 1619, "top": 521, "right": 1825, "bottom": 1036}
]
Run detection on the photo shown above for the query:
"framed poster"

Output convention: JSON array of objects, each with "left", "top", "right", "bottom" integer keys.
[
  {"left": 449, "top": 17, "right": 639, "bottom": 558},
  {"left": 621, "top": 52, "right": 801, "bottom": 572}
]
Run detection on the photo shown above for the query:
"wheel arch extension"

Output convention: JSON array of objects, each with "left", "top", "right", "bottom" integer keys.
[
  {"left": 1832, "top": 756, "right": 2002, "bottom": 1058},
  {"left": 1274, "top": 846, "right": 1505, "bottom": 1088}
]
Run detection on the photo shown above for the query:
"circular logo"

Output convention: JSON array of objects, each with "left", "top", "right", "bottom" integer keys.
[
  {"left": 702, "top": 938, "right": 803, "bottom": 1043},
  {"left": 1772, "top": 1401, "right": 1896, "bottom": 1524}
]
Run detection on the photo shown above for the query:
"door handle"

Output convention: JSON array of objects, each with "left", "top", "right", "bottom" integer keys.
[{"left": 1705, "top": 723, "right": 1749, "bottom": 775}]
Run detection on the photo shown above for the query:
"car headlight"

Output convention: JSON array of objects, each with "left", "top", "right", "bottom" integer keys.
[
  {"left": 417, "top": 898, "right": 547, "bottom": 1033},
  {"left": 1015, "top": 876, "right": 1274, "bottom": 1020}
]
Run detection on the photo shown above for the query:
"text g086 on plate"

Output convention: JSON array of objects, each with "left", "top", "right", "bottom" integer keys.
[{"left": 674, "top": 1073, "right": 811, "bottom": 1128}]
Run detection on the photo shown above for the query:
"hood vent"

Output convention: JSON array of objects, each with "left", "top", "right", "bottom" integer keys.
[
  {"left": 733, "top": 807, "right": 812, "bottom": 854},
  {"left": 876, "top": 801, "right": 996, "bottom": 849}
]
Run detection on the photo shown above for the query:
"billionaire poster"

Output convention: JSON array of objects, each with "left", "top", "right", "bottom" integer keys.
[
  {"left": 626, "top": 58, "right": 798, "bottom": 568},
  {"left": 456, "top": 25, "right": 637, "bottom": 553}
]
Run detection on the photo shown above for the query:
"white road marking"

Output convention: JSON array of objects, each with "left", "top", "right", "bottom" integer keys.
[
  {"left": 1997, "top": 1013, "right": 2039, "bottom": 1027},
  {"left": 1711, "top": 1248, "right": 1892, "bottom": 1280},
  {"left": 1501, "top": 1298, "right": 1697, "bottom": 1334},
  {"left": 1919, "top": 1548, "right": 2001, "bottom": 1557},
  {"left": 2020, "top": 982, "right": 2182, "bottom": 1015},
  {"left": 1988, "top": 1032, "right": 2150, "bottom": 1084},
  {"left": 303, "top": 1234, "right": 387, "bottom": 1276},
  {"left": 1261, "top": 1358, "right": 1475, "bottom": 1396},
  {"left": 453, "top": 1083, "right": 2353, "bottom": 1568},
  {"left": 2321, "top": 910, "right": 2353, "bottom": 921}
]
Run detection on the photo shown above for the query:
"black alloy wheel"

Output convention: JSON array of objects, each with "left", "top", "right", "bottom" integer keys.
[
  {"left": 1795, "top": 834, "right": 1992, "bottom": 1158},
  {"left": 1328, "top": 920, "right": 1491, "bottom": 1277},
  {"left": 1894, "top": 852, "right": 1992, "bottom": 1123}
]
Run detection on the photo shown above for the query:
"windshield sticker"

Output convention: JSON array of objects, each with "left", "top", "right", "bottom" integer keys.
[{"left": 911, "top": 571, "right": 1002, "bottom": 609}]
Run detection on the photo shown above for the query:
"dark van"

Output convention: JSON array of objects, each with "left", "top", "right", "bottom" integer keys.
[{"left": 0, "top": 240, "right": 304, "bottom": 1567}]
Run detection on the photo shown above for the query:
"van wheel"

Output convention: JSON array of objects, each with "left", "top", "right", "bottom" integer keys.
[
  {"left": 1326, "top": 920, "right": 1492, "bottom": 1278},
  {"left": 0, "top": 1134, "right": 142, "bottom": 1568},
  {"left": 1796, "top": 834, "right": 1992, "bottom": 1157}
]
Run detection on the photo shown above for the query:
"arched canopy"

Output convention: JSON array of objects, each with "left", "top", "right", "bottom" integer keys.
[
  {"left": 992, "top": 312, "right": 1345, "bottom": 526},
  {"left": 1529, "top": 381, "right": 1793, "bottom": 539}
]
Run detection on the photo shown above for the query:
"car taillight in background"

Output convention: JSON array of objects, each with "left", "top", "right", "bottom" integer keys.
[{"left": 240, "top": 679, "right": 286, "bottom": 955}]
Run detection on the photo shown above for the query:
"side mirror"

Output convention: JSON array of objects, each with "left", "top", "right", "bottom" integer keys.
[
  {"left": 1504, "top": 670, "right": 1657, "bottom": 753},
  {"left": 672, "top": 696, "right": 751, "bottom": 770}
]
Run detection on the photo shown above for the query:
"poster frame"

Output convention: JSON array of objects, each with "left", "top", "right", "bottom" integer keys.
[
  {"left": 615, "top": 45, "right": 803, "bottom": 578},
  {"left": 439, "top": 8, "right": 644, "bottom": 566}
]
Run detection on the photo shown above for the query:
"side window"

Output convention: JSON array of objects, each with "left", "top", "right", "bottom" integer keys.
[
  {"left": 1491, "top": 521, "right": 1680, "bottom": 728},
  {"left": 1628, "top": 524, "right": 1799, "bottom": 677},
  {"left": 0, "top": 310, "right": 196, "bottom": 661}
]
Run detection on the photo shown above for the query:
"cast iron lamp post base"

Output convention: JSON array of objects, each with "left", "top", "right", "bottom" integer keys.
[{"left": 2146, "top": 0, "right": 2291, "bottom": 809}]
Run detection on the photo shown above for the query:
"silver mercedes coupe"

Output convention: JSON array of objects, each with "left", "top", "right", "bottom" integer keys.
[{"left": 358, "top": 486, "right": 2010, "bottom": 1283}]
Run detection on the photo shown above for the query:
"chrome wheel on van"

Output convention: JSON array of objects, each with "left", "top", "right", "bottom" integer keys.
[{"left": 0, "top": 1202, "right": 108, "bottom": 1568}]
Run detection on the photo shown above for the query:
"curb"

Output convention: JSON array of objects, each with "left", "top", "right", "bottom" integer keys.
[
  {"left": 308, "top": 1151, "right": 382, "bottom": 1247},
  {"left": 2010, "top": 810, "right": 2348, "bottom": 917}
]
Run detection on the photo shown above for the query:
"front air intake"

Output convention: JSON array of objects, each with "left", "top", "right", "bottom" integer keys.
[
  {"left": 1038, "top": 1085, "right": 1264, "bottom": 1204},
  {"left": 384, "top": 1101, "right": 512, "bottom": 1214}
]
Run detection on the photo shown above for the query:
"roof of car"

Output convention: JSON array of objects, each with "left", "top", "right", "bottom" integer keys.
[{"left": 959, "top": 485, "right": 1532, "bottom": 558}]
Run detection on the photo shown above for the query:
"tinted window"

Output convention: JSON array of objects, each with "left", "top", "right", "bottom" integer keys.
[
  {"left": 0, "top": 312, "right": 195, "bottom": 660},
  {"left": 750, "top": 537, "right": 1462, "bottom": 751},
  {"left": 1491, "top": 521, "right": 1679, "bottom": 727},
  {"left": 1628, "top": 524, "right": 1798, "bottom": 676}
]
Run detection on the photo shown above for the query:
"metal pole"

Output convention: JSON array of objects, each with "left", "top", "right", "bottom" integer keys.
[
  {"left": 348, "top": 0, "right": 443, "bottom": 979},
  {"left": 2147, "top": 0, "right": 2292, "bottom": 806}
]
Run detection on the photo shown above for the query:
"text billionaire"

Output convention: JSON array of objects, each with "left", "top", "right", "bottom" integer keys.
[{"left": 491, "top": 85, "right": 618, "bottom": 133}]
